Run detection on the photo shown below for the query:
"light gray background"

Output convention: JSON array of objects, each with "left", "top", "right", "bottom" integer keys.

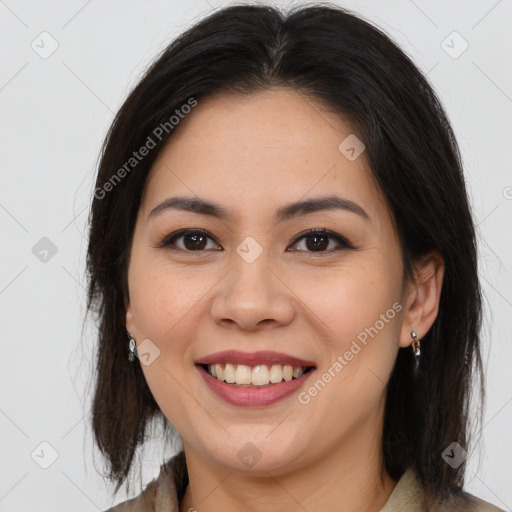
[{"left": 0, "top": 0, "right": 511, "bottom": 510}]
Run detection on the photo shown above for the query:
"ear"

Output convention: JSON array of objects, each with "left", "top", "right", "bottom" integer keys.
[
  {"left": 125, "top": 301, "right": 135, "bottom": 335},
  {"left": 399, "top": 250, "right": 445, "bottom": 348}
]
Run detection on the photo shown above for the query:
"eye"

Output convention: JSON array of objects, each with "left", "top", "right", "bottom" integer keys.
[
  {"left": 287, "top": 229, "right": 353, "bottom": 253},
  {"left": 157, "top": 229, "right": 221, "bottom": 252}
]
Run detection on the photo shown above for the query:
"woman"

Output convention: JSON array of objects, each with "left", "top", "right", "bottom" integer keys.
[{"left": 86, "top": 4, "right": 503, "bottom": 511}]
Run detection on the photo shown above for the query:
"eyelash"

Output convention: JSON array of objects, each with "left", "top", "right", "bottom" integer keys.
[{"left": 155, "top": 228, "right": 354, "bottom": 255}]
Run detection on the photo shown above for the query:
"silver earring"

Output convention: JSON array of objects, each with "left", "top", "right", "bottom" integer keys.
[
  {"left": 127, "top": 331, "right": 138, "bottom": 361},
  {"left": 411, "top": 330, "right": 421, "bottom": 361}
]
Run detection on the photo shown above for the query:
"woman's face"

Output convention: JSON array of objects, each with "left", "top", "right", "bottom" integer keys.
[{"left": 126, "top": 88, "right": 415, "bottom": 474}]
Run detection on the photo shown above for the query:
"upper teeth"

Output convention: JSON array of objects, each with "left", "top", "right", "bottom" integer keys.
[{"left": 208, "top": 363, "right": 306, "bottom": 386}]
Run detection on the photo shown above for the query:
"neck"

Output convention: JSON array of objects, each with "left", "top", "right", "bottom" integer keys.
[{"left": 179, "top": 411, "right": 398, "bottom": 512}]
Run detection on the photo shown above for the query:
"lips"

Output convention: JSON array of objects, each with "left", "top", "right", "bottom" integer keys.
[{"left": 195, "top": 350, "right": 317, "bottom": 407}]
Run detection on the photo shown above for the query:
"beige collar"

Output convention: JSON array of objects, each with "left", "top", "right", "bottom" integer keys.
[{"left": 378, "top": 467, "right": 425, "bottom": 511}]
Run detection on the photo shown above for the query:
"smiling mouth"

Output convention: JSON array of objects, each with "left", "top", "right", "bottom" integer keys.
[{"left": 199, "top": 363, "right": 316, "bottom": 388}]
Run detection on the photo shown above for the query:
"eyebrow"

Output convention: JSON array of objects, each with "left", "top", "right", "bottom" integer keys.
[{"left": 147, "top": 195, "right": 371, "bottom": 224}]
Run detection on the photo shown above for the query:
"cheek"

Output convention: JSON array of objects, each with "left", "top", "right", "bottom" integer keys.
[
  {"left": 293, "top": 262, "right": 403, "bottom": 416},
  {"left": 131, "top": 267, "right": 202, "bottom": 425},
  {"left": 302, "top": 270, "right": 402, "bottom": 422},
  {"left": 129, "top": 261, "right": 204, "bottom": 342},
  {"left": 293, "top": 261, "right": 402, "bottom": 350}
]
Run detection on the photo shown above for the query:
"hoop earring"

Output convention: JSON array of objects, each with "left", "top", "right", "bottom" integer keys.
[
  {"left": 127, "top": 331, "right": 138, "bottom": 361},
  {"left": 411, "top": 330, "right": 421, "bottom": 362}
]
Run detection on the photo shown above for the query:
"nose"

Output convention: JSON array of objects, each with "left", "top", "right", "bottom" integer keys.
[{"left": 210, "top": 248, "right": 295, "bottom": 331}]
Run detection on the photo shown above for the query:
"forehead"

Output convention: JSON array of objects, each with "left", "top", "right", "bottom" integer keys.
[
  {"left": 155, "top": 88, "right": 353, "bottom": 160},
  {"left": 141, "top": 88, "right": 389, "bottom": 227}
]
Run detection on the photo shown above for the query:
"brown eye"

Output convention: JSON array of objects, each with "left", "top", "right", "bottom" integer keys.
[
  {"left": 288, "top": 229, "right": 352, "bottom": 253},
  {"left": 159, "top": 229, "right": 221, "bottom": 251}
]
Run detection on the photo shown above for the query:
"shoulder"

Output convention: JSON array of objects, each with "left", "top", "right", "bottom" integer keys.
[
  {"left": 380, "top": 468, "right": 505, "bottom": 512},
  {"left": 102, "top": 454, "right": 182, "bottom": 512},
  {"left": 448, "top": 493, "right": 505, "bottom": 512},
  {"left": 102, "top": 477, "right": 158, "bottom": 512}
]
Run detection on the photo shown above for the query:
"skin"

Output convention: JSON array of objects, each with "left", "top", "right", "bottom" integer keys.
[{"left": 125, "top": 88, "right": 444, "bottom": 512}]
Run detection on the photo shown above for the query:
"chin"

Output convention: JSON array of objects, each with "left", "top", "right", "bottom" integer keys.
[{"left": 197, "top": 429, "right": 310, "bottom": 474}]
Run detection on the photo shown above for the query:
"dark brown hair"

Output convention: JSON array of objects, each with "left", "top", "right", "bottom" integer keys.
[{"left": 86, "top": 3, "right": 484, "bottom": 508}]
